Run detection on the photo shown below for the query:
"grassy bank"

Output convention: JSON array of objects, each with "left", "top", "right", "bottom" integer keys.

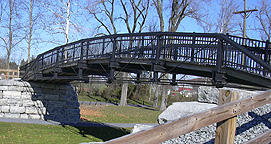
[
  {"left": 0, "top": 122, "right": 130, "bottom": 144},
  {"left": 0, "top": 105, "right": 160, "bottom": 143},
  {"left": 80, "top": 105, "right": 161, "bottom": 123}
]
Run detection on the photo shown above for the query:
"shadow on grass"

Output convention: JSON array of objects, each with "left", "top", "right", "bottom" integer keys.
[
  {"left": 62, "top": 124, "right": 130, "bottom": 142},
  {"left": 140, "top": 106, "right": 160, "bottom": 111}
]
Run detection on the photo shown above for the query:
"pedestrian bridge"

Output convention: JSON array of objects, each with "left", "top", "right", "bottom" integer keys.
[{"left": 19, "top": 32, "right": 271, "bottom": 89}]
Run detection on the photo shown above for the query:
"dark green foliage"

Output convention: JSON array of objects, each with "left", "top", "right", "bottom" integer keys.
[
  {"left": 167, "top": 93, "right": 197, "bottom": 106},
  {"left": 75, "top": 81, "right": 196, "bottom": 108},
  {"left": 75, "top": 82, "right": 152, "bottom": 105},
  {"left": 127, "top": 83, "right": 149, "bottom": 101},
  {"left": 0, "top": 57, "right": 19, "bottom": 69}
]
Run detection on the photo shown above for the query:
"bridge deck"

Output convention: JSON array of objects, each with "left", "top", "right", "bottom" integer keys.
[{"left": 20, "top": 32, "right": 271, "bottom": 89}]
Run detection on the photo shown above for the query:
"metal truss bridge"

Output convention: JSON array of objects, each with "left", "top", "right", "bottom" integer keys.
[{"left": 20, "top": 32, "right": 271, "bottom": 89}]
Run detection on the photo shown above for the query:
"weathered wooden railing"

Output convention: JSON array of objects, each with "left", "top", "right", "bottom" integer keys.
[{"left": 105, "top": 89, "right": 271, "bottom": 144}]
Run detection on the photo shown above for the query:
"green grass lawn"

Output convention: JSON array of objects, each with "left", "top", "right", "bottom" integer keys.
[
  {"left": 0, "top": 105, "right": 160, "bottom": 143},
  {"left": 0, "top": 122, "right": 130, "bottom": 144},
  {"left": 80, "top": 105, "right": 161, "bottom": 123}
]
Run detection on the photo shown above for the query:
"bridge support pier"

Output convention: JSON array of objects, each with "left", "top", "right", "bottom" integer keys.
[
  {"left": 107, "top": 61, "right": 119, "bottom": 83},
  {"left": 212, "top": 71, "right": 227, "bottom": 88},
  {"left": 152, "top": 63, "right": 166, "bottom": 83},
  {"left": 170, "top": 74, "right": 177, "bottom": 86},
  {"left": 135, "top": 72, "right": 141, "bottom": 84}
]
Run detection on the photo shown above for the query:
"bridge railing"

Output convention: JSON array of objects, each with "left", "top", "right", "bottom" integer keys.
[
  {"left": 223, "top": 35, "right": 271, "bottom": 77},
  {"left": 20, "top": 32, "right": 271, "bottom": 81},
  {"left": 227, "top": 35, "right": 270, "bottom": 75}
]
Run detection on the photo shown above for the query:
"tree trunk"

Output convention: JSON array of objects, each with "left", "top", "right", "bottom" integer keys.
[
  {"left": 160, "top": 85, "right": 167, "bottom": 111},
  {"left": 27, "top": 0, "right": 33, "bottom": 63},
  {"left": 8, "top": 0, "right": 13, "bottom": 70},
  {"left": 148, "top": 83, "right": 153, "bottom": 103},
  {"left": 119, "top": 72, "right": 128, "bottom": 106},
  {"left": 153, "top": 0, "right": 164, "bottom": 32},
  {"left": 88, "top": 77, "right": 93, "bottom": 97},
  {"left": 7, "top": 52, "right": 10, "bottom": 69},
  {"left": 65, "top": 0, "right": 70, "bottom": 44},
  {"left": 153, "top": 84, "right": 160, "bottom": 107}
]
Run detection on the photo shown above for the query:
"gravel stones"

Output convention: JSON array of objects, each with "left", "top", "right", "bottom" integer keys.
[{"left": 160, "top": 88, "right": 270, "bottom": 144}]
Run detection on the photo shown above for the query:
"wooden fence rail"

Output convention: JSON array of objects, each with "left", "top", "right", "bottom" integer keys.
[
  {"left": 245, "top": 129, "right": 271, "bottom": 144},
  {"left": 105, "top": 89, "right": 271, "bottom": 144}
]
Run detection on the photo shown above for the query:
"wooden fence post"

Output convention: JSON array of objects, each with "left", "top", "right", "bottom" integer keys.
[
  {"left": 215, "top": 89, "right": 239, "bottom": 144},
  {"left": 106, "top": 89, "right": 271, "bottom": 144}
]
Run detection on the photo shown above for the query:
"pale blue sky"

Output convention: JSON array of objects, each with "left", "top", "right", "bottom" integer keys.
[{"left": 8, "top": 0, "right": 265, "bottom": 63}]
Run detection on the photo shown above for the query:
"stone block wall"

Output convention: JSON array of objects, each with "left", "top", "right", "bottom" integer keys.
[{"left": 0, "top": 78, "right": 80, "bottom": 123}]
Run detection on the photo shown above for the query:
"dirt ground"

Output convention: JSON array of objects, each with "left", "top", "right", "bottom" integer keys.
[{"left": 80, "top": 105, "right": 105, "bottom": 122}]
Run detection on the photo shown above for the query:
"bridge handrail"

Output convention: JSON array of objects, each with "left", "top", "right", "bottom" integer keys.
[
  {"left": 221, "top": 35, "right": 271, "bottom": 73},
  {"left": 24, "top": 32, "right": 225, "bottom": 58},
  {"left": 20, "top": 55, "right": 41, "bottom": 80},
  {"left": 20, "top": 32, "right": 271, "bottom": 81},
  {"left": 228, "top": 34, "right": 270, "bottom": 49},
  {"left": 20, "top": 32, "right": 216, "bottom": 78}
]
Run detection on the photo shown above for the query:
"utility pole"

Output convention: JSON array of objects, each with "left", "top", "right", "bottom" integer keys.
[
  {"left": 234, "top": 0, "right": 258, "bottom": 38},
  {"left": 233, "top": 0, "right": 258, "bottom": 68}
]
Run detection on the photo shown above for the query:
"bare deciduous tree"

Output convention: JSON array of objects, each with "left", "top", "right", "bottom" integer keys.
[
  {"left": 86, "top": 0, "right": 150, "bottom": 106},
  {"left": 120, "top": 0, "right": 150, "bottom": 106},
  {"left": 168, "top": 0, "right": 193, "bottom": 32},
  {"left": 86, "top": 0, "right": 117, "bottom": 35},
  {"left": 195, "top": 2, "right": 214, "bottom": 33},
  {"left": 152, "top": 0, "right": 208, "bottom": 110},
  {"left": 216, "top": 0, "right": 239, "bottom": 34},
  {"left": 118, "top": 0, "right": 150, "bottom": 106},
  {"left": 197, "top": 0, "right": 239, "bottom": 34},
  {"left": 0, "top": 0, "right": 24, "bottom": 69},
  {"left": 40, "top": 0, "right": 81, "bottom": 44},
  {"left": 153, "top": 0, "right": 206, "bottom": 32},
  {"left": 148, "top": 18, "right": 159, "bottom": 32},
  {"left": 256, "top": 0, "right": 271, "bottom": 41},
  {"left": 196, "top": 14, "right": 214, "bottom": 33},
  {"left": 23, "top": 0, "right": 41, "bottom": 63},
  {"left": 152, "top": 0, "right": 164, "bottom": 31},
  {"left": 26, "top": 0, "right": 33, "bottom": 63},
  {"left": 120, "top": 0, "right": 150, "bottom": 33}
]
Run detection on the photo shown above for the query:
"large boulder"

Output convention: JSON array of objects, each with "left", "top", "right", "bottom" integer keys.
[
  {"left": 198, "top": 86, "right": 262, "bottom": 104},
  {"left": 197, "top": 86, "right": 219, "bottom": 104},
  {"left": 131, "top": 124, "right": 154, "bottom": 133},
  {"left": 158, "top": 102, "right": 217, "bottom": 124}
]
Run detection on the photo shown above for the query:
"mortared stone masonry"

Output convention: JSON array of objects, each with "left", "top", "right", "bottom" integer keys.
[{"left": 0, "top": 78, "right": 80, "bottom": 123}]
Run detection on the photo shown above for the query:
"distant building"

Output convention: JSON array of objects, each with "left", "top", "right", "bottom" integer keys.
[
  {"left": 170, "top": 77, "right": 210, "bottom": 98},
  {"left": 178, "top": 85, "right": 193, "bottom": 97},
  {"left": 0, "top": 69, "right": 19, "bottom": 80},
  {"left": 171, "top": 85, "right": 193, "bottom": 97}
]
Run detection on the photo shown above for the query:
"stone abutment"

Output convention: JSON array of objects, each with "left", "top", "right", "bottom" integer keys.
[{"left": 0, "top": 78, "right": 80, "bottom": 123}]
